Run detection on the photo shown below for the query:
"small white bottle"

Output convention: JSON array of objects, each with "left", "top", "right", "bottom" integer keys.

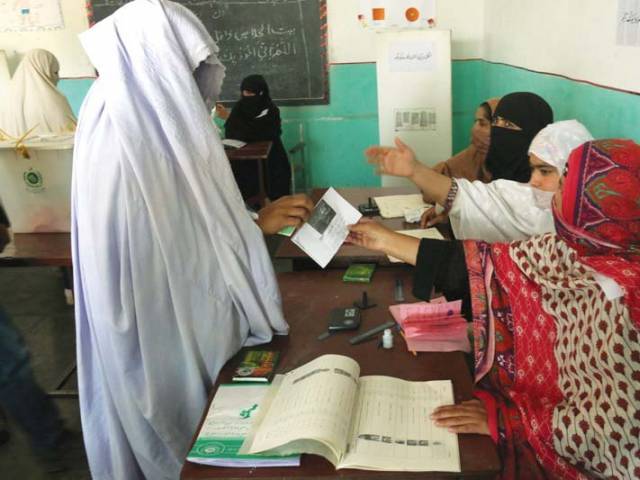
[{"left": 382, "top": 328, "right": 394, "bottom": 349}]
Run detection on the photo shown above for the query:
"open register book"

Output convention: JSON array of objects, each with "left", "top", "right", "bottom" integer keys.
[{"left": 240, "top": 354, "right": 461, "bottom": 472}]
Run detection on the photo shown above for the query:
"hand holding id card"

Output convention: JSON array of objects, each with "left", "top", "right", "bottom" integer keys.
[{"left": 291, "top": 188, "right": 362, "bottom": 268}]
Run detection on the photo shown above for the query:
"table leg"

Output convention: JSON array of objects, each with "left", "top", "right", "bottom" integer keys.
[
  {"left": 257, "top": 158, "right": 267, "bottom": 206},
  {"left": 47, "top": 361, "right": 78, "bottom": 398}
]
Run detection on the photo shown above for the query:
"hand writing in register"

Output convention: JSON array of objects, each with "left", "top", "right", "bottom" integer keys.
[
  {"left": 365, "top": 137, "right": 419, "bottom": 178},
  {"left": 430, "top": 399, "right": 490, "bottom": 435},
  {"left": 347, "top": 218, "right": 420, "bottom": 266},
  {"left": 257, "top": 194, "right": 314, "bottom": 235}
]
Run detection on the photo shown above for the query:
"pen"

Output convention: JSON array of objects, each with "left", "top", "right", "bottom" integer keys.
[{"left": 349, "top": 320, "right": 397, "bottom": 345}]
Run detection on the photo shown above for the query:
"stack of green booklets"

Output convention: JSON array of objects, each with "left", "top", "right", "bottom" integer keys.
[
  {"left": 343, "top": 263, "right": 376, "bottom": 283},
  {"left": 187, "top": 384, "right": 300, "bottom": 468}
]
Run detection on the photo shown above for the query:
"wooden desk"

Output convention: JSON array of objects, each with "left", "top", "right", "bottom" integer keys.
[
  {"left": 0, "top": 233, "right": 72, "bottom": 267},
  {"left": 180, "top": 269, "right": 500, "bottom": 479},
  {"left": 226, "top": 141, "right": 273, "bottom": 207},
  {"left": 275, "top": 187, "right": 426, "bottom": 269}
]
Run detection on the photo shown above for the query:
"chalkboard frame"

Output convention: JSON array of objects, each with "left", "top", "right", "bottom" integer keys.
[{"left": 86, "top": 0, "right": 329, "bottom": 106}]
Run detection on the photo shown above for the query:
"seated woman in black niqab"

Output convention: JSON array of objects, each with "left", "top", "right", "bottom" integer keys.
[{"left": 220, "top": 75, "right": 292, "bottom": 201}]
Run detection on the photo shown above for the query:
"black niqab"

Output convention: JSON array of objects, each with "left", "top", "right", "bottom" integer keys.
[
  {"left": 484, "top": 92, "right": 553, "bottom": 182},
  {"left": 224, "top": 75, "right": 291, "bottom": 200}
]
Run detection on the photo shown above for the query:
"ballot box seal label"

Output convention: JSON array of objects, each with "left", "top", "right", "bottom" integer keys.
[{"left": 23, "top": 168, "right": 44, "bottom": 192}]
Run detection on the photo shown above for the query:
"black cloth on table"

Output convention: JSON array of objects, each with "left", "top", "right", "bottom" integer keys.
[{"left": 412, "top": 238, "right": 471, "bottom": 320}]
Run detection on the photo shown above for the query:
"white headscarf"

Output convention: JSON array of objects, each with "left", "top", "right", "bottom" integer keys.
[
  {"left": 0, "top": 49, "right": 76, "bottom": 137},
  {"left": 449, "top": 120, "right": 593, "bottom": 242},
  {"left": 528, "top": 119, "right": 593, "bottom": 171},
  {"left": 72, "top": 1, "right": 287, "bottom": 479}
]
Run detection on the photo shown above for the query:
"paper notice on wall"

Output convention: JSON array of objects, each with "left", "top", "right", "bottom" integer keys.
[
  {"left": 0, "top": 1, "right": 64, "bottom": 32},
  {"left": 394, "top": 108, "right": 436, "bottom": 131},
  {"left": 617, "top": 0, "right": 640, "bottom": 46},
  {"left": 389, "top": 41, "right": 436, "bottom": 72}
]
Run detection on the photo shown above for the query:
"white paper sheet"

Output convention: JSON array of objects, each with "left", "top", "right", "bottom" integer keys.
[
  {"left": 292, "top": 188, "right": 362, "bottom": 268},
  {"left": 617, "top": 0, "right": 640, "bottom": 47},
  {"left": 389, "top": 41, "right": 436, "bottom": 72},
  {"left": 0, "top": 1, "right": 64, "bottom": 32},
  {"left": 222, "top": 138, "right": 247, "bottom": 149},
  {"left": 387, "top": 229, "right": 444, "bottom": 263},
  {"left": 373, "top": 194, "right": 428, "bottom": 219}
]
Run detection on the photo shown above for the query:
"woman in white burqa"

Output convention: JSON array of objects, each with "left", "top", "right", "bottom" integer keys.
[
  {"left": 0, "top": 48, "right": 76, "bottom": 137},
  {"left": 72, "top": 1, "right": 289, "bottom": 478}
]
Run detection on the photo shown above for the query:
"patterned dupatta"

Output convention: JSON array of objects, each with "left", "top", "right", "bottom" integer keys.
[{"left": 466, "top": 140, "right": 640, "bottom": 479}]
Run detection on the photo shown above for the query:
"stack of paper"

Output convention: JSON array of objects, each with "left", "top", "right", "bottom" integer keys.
[
  {"left": 389, "top": 300, "right": 470, "bottom": 353},
  {"left": 373, "top": 194, "right": 429, "bottom": 218},
  {"left": 387, "top": 229, "right": 444, "bottom": 263},
  {"left": 187, "top": 384, "right": 300, "bottom": 468}
]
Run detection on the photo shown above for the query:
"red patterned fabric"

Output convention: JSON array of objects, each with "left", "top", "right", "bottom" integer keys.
[
  {"left": 465, "top": 240, "right": 581, "bottom": 479},
  {"left": 463, "top": 139, "right": 640, "bottom": 479},
  {"left": 554, "top": 139, "right": 640, "bottom": 323}
]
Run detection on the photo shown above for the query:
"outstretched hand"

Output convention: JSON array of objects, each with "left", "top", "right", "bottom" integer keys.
[
  {"left": 256, "top": 194, "right": 315, "bottom": 235},
  {"left": 346, "top": 218, "right": 394, "bottom": 253},
  {"left": 365, "top": 137, "right": 418, "bottom": 178},
  {"left": 430, "top": 399, "right": 490, "bottom": 435}
]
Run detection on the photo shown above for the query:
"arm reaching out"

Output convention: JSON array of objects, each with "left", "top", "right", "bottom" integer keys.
[
  {"left": 365, "top": 137, "right": 453, "bottom": 206},
  {"left": 347, "top": 218, "right": 421, "bottom": 265}
]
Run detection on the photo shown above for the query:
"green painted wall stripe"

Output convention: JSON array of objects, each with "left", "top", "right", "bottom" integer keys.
[{"left": 57, "top": 60, "right": 639, "bottom": 189}]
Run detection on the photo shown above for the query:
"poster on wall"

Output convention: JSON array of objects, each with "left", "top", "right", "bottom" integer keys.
[
  {"left": 394, "top": 108, "right": 436, "bottom": 131},
  {"left": 388, "top": 41, "right": 436, "bottom": 72},
  {"left": 617, "top": 0, "right": 640, "bottom": 47},
  {"left": 358, "top": 0, "right": 436, "bottom": 30},
  {"left": 0, "top": 0, "right": 64, "bottom": 32}
]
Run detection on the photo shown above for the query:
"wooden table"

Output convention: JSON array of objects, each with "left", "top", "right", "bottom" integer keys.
[
  {"left": 0, "top": 233, "right": 72, "bottom": 267},
  {"left": 180, "top": 268, "right": 500, "bottom": 479},
  {"left": 226, "top": 141, "right": 273, "bottom": 207},
  {"left": 275, "top": 187, "right": 429, "bottom": 269}
]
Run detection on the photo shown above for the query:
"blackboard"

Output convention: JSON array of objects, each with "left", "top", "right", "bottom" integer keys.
[{"left": 89, "top": 0, "right": 328, "bottom": 105}]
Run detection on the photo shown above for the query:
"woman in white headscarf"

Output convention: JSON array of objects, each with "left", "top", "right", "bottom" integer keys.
[
  {"left": 351, "top": 120, "right": 593, "bottom": 254},
  {"left": 445, "top": 119, "right": 593, "bottom": 241},
  {"left": 0, "top": 49, "right": 75, "bottom": 138},
  {"left": 72, "top": 1, "right": 297, "bottom": 479}
]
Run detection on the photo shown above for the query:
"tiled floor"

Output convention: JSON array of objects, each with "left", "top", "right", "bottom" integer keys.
[
  {"left": 0, "top": 234, "right": 292, "bottom": 479},
  {"left": 0, "top": 266, "right": 89, "bottom": 479}
]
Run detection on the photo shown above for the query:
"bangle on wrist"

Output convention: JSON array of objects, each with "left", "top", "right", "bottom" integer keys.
[{"left": 442, "top": 179, "right": 459, "bottom": 213}]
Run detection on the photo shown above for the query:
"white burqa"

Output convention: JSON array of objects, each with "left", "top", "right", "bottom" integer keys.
[
  {"left": 0, "top": 49, "right": 76, "bottom": 137},
  {"left": 448, "top": 120, "right": 593, "bottom": 242},
  {"left": 72, "top": 1, "right": 288, "bottom": 479}
]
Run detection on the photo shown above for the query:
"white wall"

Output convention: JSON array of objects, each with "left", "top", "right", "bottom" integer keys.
[
  {"left": 0, "top": 0, "right": 92, "bottom": 78},
  {"left": 376, "top": 30, "right": 452, "bottom": 184},
  {"left": 327, "top": 0, "right": 484, "bottom": 63},
  {"left": 484, "top": 0, "right": 640, "bottom": 93}
]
